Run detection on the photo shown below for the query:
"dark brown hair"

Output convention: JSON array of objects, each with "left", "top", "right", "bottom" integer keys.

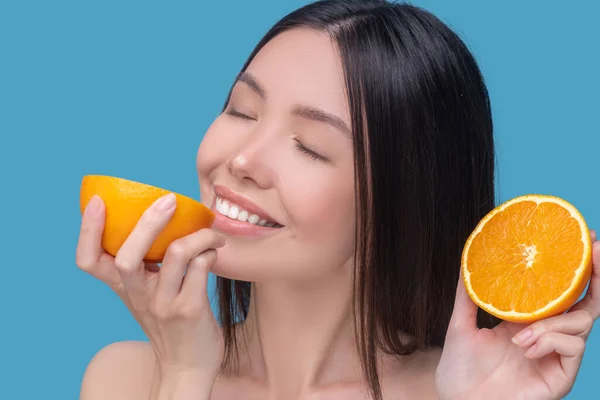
[{"left": 216, "top": 1, "right": 500, "bottom": 398}]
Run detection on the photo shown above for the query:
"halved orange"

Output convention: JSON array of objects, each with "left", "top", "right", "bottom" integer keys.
[
  {"left": 80, "top": 175, "right": 215, "bottom": 263},
  {"left": 462, "top": 194, "right": 592, "bottom": 323}
]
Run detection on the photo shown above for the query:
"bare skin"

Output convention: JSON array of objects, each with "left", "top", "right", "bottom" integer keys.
[
  {"left": 78, "top": 26, "right": 600, "bottom": 400},
  {"left": 80, "top": 340, "right": 441, "bottom": 400}
]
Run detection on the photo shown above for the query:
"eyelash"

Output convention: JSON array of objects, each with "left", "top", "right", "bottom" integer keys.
[
  {"left": 225, "top": 108, "right": 255, "bottom": 121},
  {"left": 294, "top": 139, "right": 328, "bottom": 163},
  {"left": 226, "top": 107, "right": 328, "bottom": 163}
]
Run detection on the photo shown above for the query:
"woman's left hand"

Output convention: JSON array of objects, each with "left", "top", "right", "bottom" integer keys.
[{"left": 436, "top": 230, "right": 600, "bottom": 400}]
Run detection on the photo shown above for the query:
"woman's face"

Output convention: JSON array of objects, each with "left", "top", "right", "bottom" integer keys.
[{"left": 197, "top": 28, "right": 356, "bottom": 282}]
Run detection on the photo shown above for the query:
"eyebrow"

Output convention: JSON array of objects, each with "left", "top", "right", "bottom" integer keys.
[
  {"left": 237, "top": 72, "right": 266, "bottom": 99},
  {"left": 291, "top": 105, "right": 351, "bottom": 137},
  {"left": 235, "top": 72, "right": 352, "bottom": 137}
]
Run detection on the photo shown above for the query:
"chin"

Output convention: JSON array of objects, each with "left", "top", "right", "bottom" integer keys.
[
  {"left": 211, "top": 246, "right": 273, "bottom": 282},
  {"left": 211, "top": 244, "right": 353, "bottom": 285},
  {"left": 210, "top": 245, "right": 318, "bottom": 283},
  {"left": 208, "top": 225, "right": 294, "bottom": 282}
]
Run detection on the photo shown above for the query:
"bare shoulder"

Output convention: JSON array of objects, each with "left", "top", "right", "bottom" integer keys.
[{"left": 80, "top": 340, "right": 156, "bottom": 400}]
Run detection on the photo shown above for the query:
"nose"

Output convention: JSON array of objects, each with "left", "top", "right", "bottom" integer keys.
[{"left": 226, "top": 135, "right": 276, "bottom": 189}]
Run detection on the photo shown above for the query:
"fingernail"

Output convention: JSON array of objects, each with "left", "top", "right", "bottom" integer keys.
[
  {"left": 84, "top": 195, "right": 102, "bottom": 216},
  {"left": 512, "top": 328, "right": 533, "bottom": 345},
  {"left": 154, "top": 193, "right": 176, "bottom": 211}
]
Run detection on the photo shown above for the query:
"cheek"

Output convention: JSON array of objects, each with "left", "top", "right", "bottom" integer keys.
[
  {"left": 196, "top": 117, "right": 231, "bottom": 201},
  {"left": 196, "top": 120, "right": 223, "bottom": 177},
  {"left": 282, "top": 168, "right": 356, "bottom": 249}
]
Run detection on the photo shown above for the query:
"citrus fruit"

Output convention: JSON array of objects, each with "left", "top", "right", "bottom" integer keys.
[
  {"left": 461, "top": 194, "right": 592, "bottom": 323},
  {"left": 80, "top": 175, "right": 215, "bottom": 263}
]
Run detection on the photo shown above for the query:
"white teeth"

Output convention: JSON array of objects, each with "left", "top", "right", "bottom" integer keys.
[
  {"left": 215, "top": 195, "right": 277, "bottom": 226},
  {"left": 237, "top": 210, "right": 249, "bottom": 222},
  {"left": 218, "top": 201, "right": 230, "bottom": 215},
  {"left": 227, "top": 205, "right": 239, "bottom": 219}
]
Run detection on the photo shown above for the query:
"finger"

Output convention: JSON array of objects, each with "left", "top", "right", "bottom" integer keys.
[
  {"left": 178, "top": 249, "right": 217, "bottom": 303},
  {"left": 570, "top": 240, "right": 600, "bottom": 319},
  {"left": 156, "top": 230, "right": 225, "bottom": 302},
  {"left": 76, "top": 196, "right": 123, "bottom": 287},
  {"left": 591, "top": 230, "right": 596, "bottom": 243},
  {"left": 447, "top": 270, "right": 479, "bottom": 333},
  {"left": 114, "top": 193, "right": 177, "bottom": 296},
  {"left": 512, "top": 309, "right": 594, "bottom": 347},
  {"left": 524, "top": 332, "right": 585, "bottom": 378},
  {"left": 76, "top": 196, "right": 106, "bottom": 272}
]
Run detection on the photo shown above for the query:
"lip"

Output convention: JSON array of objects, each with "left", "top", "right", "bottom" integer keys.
[{"left": 211, "top": 185, "right": 283, "bottom": 237}]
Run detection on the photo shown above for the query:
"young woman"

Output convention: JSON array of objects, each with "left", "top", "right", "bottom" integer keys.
[{"left": 76, "top": 1, "right": 600, "bottom": 399}]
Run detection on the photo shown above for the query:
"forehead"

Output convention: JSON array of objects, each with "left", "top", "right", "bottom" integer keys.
[{"left": 244, "top": 28, "right": 350, "bottom": 120}]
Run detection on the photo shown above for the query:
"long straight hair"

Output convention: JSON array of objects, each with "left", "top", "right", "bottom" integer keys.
[{"left": 216, "top": 1, "right": 499, "bottom": 399}]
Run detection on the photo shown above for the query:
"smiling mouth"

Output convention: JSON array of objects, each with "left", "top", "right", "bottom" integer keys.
[{"left": 215, "top": 196, "right": 284, "bottom": 228}]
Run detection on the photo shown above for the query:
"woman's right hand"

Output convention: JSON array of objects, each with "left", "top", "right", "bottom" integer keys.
[{"left": 75, "top": 193, "right": 226, "bottom": 391}]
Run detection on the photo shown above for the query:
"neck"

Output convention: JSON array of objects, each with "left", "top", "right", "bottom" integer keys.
[{"left": 239, "top": 266, "right": 363, "bottom": 397}]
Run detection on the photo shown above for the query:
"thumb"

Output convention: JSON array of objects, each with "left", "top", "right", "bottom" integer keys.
[{"left": 448, "top": 270, "right": 479, "bottom": 333}]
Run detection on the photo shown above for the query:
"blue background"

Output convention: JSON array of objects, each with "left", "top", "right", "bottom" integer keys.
[{"left": 1, "top": 0, "right": 598, "bottom": 398}]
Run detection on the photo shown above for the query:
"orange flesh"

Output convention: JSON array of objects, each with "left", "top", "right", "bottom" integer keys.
[{"left": 466, "top": 200, "right": 586, "bottom": 315}]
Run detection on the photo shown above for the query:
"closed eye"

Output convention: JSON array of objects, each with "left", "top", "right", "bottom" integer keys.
[
  {"left": 294, "top": 139, "right": 328, "bottom": 163},
  {"left": 225, "top": 108, "right": 255, "bottom": 121}
]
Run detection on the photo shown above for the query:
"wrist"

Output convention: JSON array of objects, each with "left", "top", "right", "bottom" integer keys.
[{"left": 156, "top": 369, "right": 218, "bottom": 400}]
